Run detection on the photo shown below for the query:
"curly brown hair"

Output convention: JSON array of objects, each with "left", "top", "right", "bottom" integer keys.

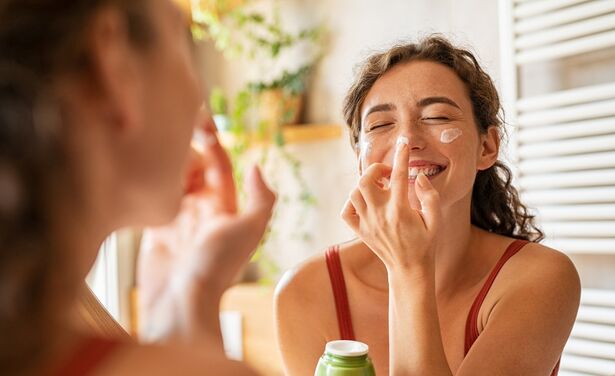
[
  {"left": 343, "top": 35, "right": 543, "bottom": 242},
  {"left": 0, "top": 1, "right": 152, "bottom": 374}
]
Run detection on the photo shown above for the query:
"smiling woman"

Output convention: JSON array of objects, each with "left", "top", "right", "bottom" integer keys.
[{"left": 275, "top": 35, "right": 580, "bottom": 376}]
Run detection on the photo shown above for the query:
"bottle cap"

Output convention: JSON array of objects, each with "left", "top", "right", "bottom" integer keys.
[{"left": 325, "top": 340, "right": 369, "bottom": 357}]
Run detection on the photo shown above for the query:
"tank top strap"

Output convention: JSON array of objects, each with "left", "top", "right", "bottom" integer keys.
[
  {"left": 50, "top": 336, "right": 123, "bottom": 376},
  {"left": 464, "top": 239, "right": 529, "bottom": 354},
  {"left": 325, "top": 245, "right": 356, "bottom": 341}
]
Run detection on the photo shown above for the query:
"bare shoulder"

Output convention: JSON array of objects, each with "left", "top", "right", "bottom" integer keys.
[
  {"left": 507, "top": 241, "right": 579, "bottom": 289},
  {"left": 492, "top": 239, "right": 581, "bottom": 310},
  {"left": 97, "top": 343, "right": 257, "bottom": 376}
]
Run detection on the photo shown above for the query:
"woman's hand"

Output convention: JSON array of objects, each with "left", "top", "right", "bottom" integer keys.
[
  {"left": 341, "top": 136, "right": 442, "bottom": 274},
  {"left": 343, "top": 137, "right": 452, "bottom": 375},
  {"left": 137, "top": 117, "right": 276, "bottom": 345}
]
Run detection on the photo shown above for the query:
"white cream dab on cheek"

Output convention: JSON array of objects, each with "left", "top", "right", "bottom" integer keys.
[
  {"left": 359, "top": 140, "right": 372, "bottom": 162},
  {"left": 440, "top": 128, "right": 463, "bottom": 144}
]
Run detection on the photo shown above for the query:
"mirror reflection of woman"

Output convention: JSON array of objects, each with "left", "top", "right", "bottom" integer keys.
[
  {"left": 275, "top": 36, "right": 580, "bottom": 376},
  {"left": 0, "top": 0, "right": 275, "bottom": 374}
]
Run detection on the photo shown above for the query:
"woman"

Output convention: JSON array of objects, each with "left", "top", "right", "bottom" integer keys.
[
  {"left": 275, "top": 36, "right": 580, "bottom": 375},
  {"left": 0, "top": 0, "right": 275, "bottom": 374}
]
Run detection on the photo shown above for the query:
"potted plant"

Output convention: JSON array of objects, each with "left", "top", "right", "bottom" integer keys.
[
  {"left": 249, "top": 65, "right": 311, "bottom": 129},
  {"left": 192, "top": 0, "right": 322, "bottom": 284},
  {"left": 193, "top": 0, "right": 323, "bottom": 128}
]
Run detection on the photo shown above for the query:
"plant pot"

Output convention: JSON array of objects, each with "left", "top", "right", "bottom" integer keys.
[{"left": 258, "top": 89, "right": 304, "bottom": 128}]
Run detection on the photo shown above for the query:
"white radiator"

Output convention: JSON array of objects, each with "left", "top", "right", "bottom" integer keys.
[
  {"left": 560, "top": 289, "right": 615, "bottom": 375},
  {"left": 499, "top": 0, "right": 615, "bottom": 255}
]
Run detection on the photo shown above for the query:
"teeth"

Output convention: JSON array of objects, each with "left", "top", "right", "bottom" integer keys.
[{"left": 408, "top": 166, "right": 441, "bottom": 178}]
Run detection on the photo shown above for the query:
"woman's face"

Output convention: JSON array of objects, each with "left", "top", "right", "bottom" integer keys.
[
  {"left": 358, "top": 60, "right": 498, "bottom": 211},
  {"left": 106, "top": 0, "right": 202, "bottom": 224}
]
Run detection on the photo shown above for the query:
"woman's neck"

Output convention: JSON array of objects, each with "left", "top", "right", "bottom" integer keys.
[{"left": 51, "top": 187, "right": 114, "bottom": 281}]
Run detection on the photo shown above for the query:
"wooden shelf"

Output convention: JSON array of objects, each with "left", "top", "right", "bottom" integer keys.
[
  {"left": 282, "top": 124, "right": 343, "bottom": 143},
  {"left": 217, "top": 124, "right": 343, "bottom": 148}
]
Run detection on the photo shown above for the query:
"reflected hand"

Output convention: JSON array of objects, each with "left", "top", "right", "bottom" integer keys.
[{"left": 137, "top": 117, "right": 276, "bottom": 343}]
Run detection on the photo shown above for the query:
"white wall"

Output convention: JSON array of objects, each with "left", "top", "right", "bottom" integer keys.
[
  {"left": 198, "top": 0, "right": 502, "bottom": 122},
  {"left": 304, "top": 0, "right": 501, "bottom": 125}
]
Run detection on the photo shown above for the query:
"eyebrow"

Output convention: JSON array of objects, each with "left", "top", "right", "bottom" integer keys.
[
  {"left": 363, "top": 103, "right": 396, "bottom": 121},
  {"left": 417, "top": 96, "right": 461, "bottom": 109}
]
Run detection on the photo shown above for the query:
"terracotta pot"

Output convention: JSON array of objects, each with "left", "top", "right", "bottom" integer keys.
[{"left": 258, "top": 89, "right": 304, "bottom": 128}]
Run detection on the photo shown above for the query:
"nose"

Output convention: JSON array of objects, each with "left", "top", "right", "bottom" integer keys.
[{"left": 398, "top": 122, "right": 427, "bottom": 151}]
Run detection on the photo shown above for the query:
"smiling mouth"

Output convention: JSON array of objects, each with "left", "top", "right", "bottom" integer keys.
[{"left": 408, "top": 165, "right": 446, "bottom": 181}]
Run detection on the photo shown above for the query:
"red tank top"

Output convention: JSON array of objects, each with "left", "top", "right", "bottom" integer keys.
[
  {"left": 325, "top": 240, "right": 560, "bottom": 375},
  {"left": 49, "top": 336, "right": 122, "bottom": 376}
]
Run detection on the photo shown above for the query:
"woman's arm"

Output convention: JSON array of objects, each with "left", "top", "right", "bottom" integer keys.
[
  {"left": 456, "top": 247, "right": 580, "bottom": 375},
  {"left": 342, "top": 136, "right": 451, "bottom": 375},
  {"left": 387, "top": 255, "right": 579, "bottom": 376},
  {"left": 387, "top": 268, "right": 452, "bottom": 375}
]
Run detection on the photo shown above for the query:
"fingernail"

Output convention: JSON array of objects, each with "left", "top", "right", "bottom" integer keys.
[
  {"left": 396, "top": 136, "right": 408, "bottom": 153},
  {"left": 416, "top": 172, "right": 427, "bottom": 188}
]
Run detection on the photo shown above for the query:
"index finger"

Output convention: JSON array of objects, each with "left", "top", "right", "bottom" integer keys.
[
  {"left": 193, "top": 116, "right": 238, "bottom": 214},
  {"left": 391, "top": 136, "right": 409, "bottom": 202}
]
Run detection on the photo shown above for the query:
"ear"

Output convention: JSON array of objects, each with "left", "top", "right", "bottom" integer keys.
[
  {"left": 477, "top": 126, "right": 499, "bottom": 171},
  {"left": 87, "top": 6, "right": 144, "bottom": 133}
]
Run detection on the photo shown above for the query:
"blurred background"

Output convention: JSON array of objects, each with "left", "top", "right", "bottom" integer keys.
[{"left": 88, "top": 0, "right": 615, "bottom": 374}]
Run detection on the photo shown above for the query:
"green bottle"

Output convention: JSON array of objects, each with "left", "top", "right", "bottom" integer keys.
[{"left": 314, "top": 340, "right": 376, "bottom": 376}]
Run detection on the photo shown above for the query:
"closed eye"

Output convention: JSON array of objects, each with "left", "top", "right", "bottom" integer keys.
[
  {"left": 423, "top": 117, "right": 449, "bottom": 121},
  {"left": 367, "top": 123, "right": 394, "bottom": 131}
]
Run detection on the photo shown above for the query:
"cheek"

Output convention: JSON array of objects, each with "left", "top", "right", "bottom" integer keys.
[
  {"left": 362, "top": 137, "right": 395, "bottom": 166},
  {"left": 445, "top": 140, "right": 482, "bottom": 195}
]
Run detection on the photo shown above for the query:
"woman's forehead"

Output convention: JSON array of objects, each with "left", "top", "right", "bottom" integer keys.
[{"left": 362, "top": 60, "right": 471, "bottom": 112}]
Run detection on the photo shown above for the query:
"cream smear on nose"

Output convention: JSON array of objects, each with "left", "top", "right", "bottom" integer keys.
[{"left": 440, "top": 128, "right": 462, "bottom": 144}]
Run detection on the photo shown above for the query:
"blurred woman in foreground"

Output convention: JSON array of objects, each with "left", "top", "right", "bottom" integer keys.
[{"left": 0, "top": 0, "right": 274, "bottom": 374}]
